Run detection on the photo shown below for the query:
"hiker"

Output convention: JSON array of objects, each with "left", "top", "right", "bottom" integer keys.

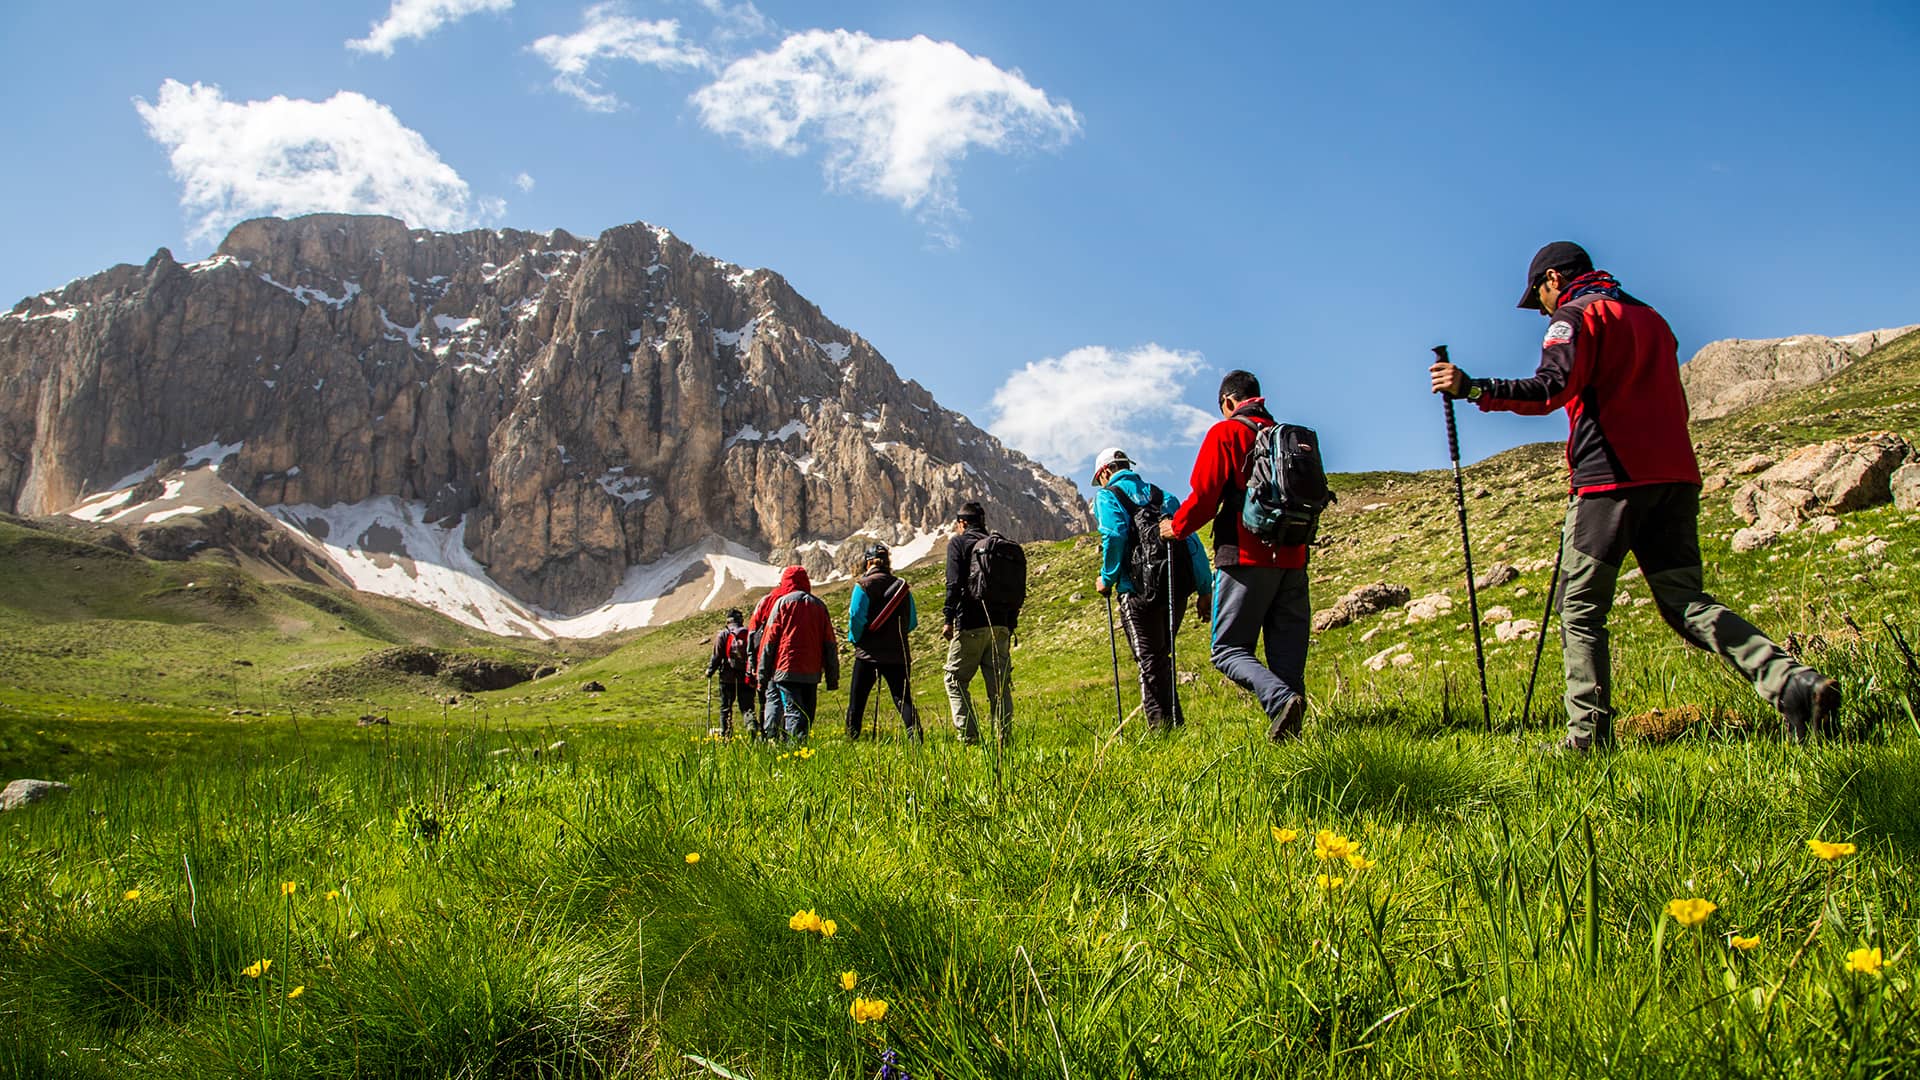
[
  {"left": 845, "top": 542, "right": 922, "bottom": 741},
  {"left": 754, "top": 566, "right": 839, "bottom": 740},
  {"left": 704, "top": 608, "right": 753, "bottom": 737},
  {"left": 1428, "top": 240, "right": 1842, "bottom": 750},
  {"left": 943, "top": 502, "right": 1020, "bottom": 744},
  {"left": 1093, "top": 448, "right": 1213, "bottom": 731},
  {"left": 1158, "top": 371, "right": 1314, "bottom": 741},
  {"left": 747, "top": 579, "right": 790, "bottom": 739}
]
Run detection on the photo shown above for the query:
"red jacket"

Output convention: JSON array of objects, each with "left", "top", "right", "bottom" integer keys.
[
  {"left": 1476, "top": 283, "right": 1700, "bottom": 494},
  {"left": 1169, "top": 398, "right": 1308, "bottom": 569},
  {"left": 755, "top": 566, "right": 840, "bottom": 687}
]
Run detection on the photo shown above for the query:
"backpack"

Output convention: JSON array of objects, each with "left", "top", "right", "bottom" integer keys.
[
  {"left": 719, "top": 627, "right": 750, "bottom": 675},
  {"left": 1109, "top": 483, "right": 1190, "bottom": 604},
  {"left": 1237, "top": 419, "right": 1335, "bottom": 547},
  {"left": 966, "top": 531, "right": 1027, "bottom": 616}
]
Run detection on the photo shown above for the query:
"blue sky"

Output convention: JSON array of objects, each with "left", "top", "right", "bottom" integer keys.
[{"left": 3, "top": 0, "right": 1916, "bottom": 486}]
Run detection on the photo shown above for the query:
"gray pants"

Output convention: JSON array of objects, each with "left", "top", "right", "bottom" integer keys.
[
  {"left": 1560, "top": 485, "right": 1805, "bottom": 745},
  {"left": 944, "top": 626, "right": 1013, "bottom": 743},
  {"left": 1210, "top": 566, "right": 1311, "bottom": 721}
]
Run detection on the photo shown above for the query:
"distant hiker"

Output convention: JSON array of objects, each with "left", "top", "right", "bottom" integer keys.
[
  {"left": 1158, "top": 370, "right": 1314, "bottom": 742},
  {"left": 755, "top": 566, "right": 839, "bottom": 740},
  {"left": 1093, "top": 448, "right": 1214, "bottom": 731},
  {"left": 747, "top": 579, "right": 792, "bottom": 739},
  {"left": 1428, "top": 240, "right": 1842, "bottom": 750},
  {"left": 943, "top": 502, "right": 1024, "bottom": 744},
  {"left": 704, "top": 608, "right": 753, "bottom": 737},
  {"left": 845, "top": 543, "right": 922, "bottom": 741}
]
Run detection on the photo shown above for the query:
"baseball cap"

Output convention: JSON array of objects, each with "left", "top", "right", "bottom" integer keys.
[
  {"left": 1092, "top": 447, "right": 1131, "bottom": 483},
  {"left": 1517, "top": 241, "right": 1593, "bottom": 310}
]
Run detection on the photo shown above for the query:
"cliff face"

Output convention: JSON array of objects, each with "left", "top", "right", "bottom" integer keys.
[
  {"left": 1681, "top": 325, "right": 1919, "bottom": 421},
  {"left": 1, "top": 213, "right": 1088, "bottom": 622}
]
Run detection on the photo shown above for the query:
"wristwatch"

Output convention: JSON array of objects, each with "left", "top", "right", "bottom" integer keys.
[{"left": 1465, "top": 380, "right": 1484, "bottom": 402}]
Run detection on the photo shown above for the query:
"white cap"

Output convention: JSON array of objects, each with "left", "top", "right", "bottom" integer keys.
[{"left": 1092, "top": 447, "right": 1131, "bottom": 483}]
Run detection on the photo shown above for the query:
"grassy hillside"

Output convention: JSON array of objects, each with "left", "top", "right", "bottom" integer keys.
[{"left": 1, "top": 331, "right": 1918, "bottom": 1077}]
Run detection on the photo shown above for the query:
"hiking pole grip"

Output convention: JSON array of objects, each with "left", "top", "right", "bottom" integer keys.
[{"left": 1433, "top": 345, "right": 1463, "bottom": 466}]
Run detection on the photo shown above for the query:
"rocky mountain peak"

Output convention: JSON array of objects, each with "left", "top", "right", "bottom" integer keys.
[{"left": 1, "top": 213, "right": 1089, "bottom": 635}]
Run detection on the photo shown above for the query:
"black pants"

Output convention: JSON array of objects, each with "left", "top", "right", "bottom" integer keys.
[
  {"left": 1120, "top": 587, "right": 1190, "bottom": 729},
  {"left": 716, "top": 677, "right": 751, "bottom": 734},
  {"left": 846, "top": 659, "right": 920, "bottom": 739}
]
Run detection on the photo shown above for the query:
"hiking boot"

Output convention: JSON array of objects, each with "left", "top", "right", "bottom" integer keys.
[
  {"left": 1542, "top": 734, "right": 1613, "bottom": 755},
  {"left": 1268, "top": 695, "right": 1306, "bottom": 743},
  {"left": 1780, "top": 669, "right": 1842, "bottom": 743}
]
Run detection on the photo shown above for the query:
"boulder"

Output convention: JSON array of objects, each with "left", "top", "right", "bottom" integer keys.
[
  {"left": 1733, "top": 454, "right": 1777, "bottom": 475},
  {"left": 1, "top": 779, "right": 71, "bottom": 811},
  {"left": 1481, "top": 605, "right": 1514, "bottom": 624},
  {"left": 1473, "top": 562, "right": 1519, "bottom": 590},
  {"left": 1732, "top": 432, "right": 1912, "bottom": 531},
  {"left": 1404, "top": 592, "right": 1454, "bottom": 624},
  {"left": 1311, "top": 582, "right": 1412, "bottom": 632},
  {"left": 1894, "top": 463, "right": 1920, "bottom": 512},
  {"left": 581, "top": 680, "right": 606, "bottom": 693},
  {"left": 1364, "top": 643, "right": 1409, "bottom": 672},
  {"left": 1494, "top": 619, "right": 1540, "bottom": 642},
  {"left": 1731, "top": 527, "right": 1778, "bottom": 553}
]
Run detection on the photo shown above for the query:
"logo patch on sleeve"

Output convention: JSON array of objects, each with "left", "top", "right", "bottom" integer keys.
[{"left": 1543, "top": 322, "right": 1575, "bottom": 346}]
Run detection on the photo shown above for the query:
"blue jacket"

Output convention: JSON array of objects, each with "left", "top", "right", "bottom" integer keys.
[
  {"left": 1096, "top": 468, "right": 1213, "bottom": 596},
  {"left": 847, "top": 572, "right": 919, "bottom": 646}
]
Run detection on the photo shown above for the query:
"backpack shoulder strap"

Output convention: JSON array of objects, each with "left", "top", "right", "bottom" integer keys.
[{"left": 1105, "top": 483, "right": 1138, "bottom": 515}]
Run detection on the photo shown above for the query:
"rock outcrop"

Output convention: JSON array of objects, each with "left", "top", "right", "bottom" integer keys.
[
  {"left": 0, "top": 214, "right": 1089, "bottom": 621},
  {"left": 1681, "top": 325, "right": 1919, "bottom": 420},
  {"left": 1311, "top": 582, "right": 1411, "bottom": 632},
  {"left": 1729, "top": 432, "right": 1912, "bottom": 551}
]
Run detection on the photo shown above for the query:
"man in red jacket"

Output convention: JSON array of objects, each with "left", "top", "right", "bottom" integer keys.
[
  {"left": 1159, "top": 369, "right": 1312, "bottom": 741},
  {"left": 1429, "top": 240, "right": 1841, "bottom": 750},
  {"left": 755, "top": 565, "right": 840, "bottom": 740}
]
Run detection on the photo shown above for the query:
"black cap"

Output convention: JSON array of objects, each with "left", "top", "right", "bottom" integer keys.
[
  {"left": 955, "top": 501, "right": 985, "bottom": 526},
  {"left": 726, "top": 608, "right": 743, "bottom": 624},
  {"left": 1517, "top": 241, "right": 1593, "bottom": 310},
  {"left": 863, "top": 541, "right": 890, "bottom": 563}
]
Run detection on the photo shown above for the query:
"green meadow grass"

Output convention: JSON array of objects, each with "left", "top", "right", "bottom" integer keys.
[{"left": 3, "top": 332, "right": 1919, "bottom": 1076}]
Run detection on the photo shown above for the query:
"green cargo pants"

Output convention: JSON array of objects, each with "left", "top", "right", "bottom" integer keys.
[{"left": 1559, "top": 484, "right": 1806, "bottom": 746}]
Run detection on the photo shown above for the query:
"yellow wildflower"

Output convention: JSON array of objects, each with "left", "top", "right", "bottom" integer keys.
[
  {"left": 821, "top": 918, "right": 838, "bottom": 938},
  {"left": 1846, "top": 947, "right": 1884, "bottom": 976},
  {"left": 1270, "top": 826, "right": 1299, "bottom": 844},
  {"left": 685, "top": 852, "right": 701, "bottom": 865},
  {"left": 1314, "top": 830, "right": 1355, "bottom": 862},
  {"left": 1317, "top": 874, "right": 1345, "bottom": 891},
  {"left": 280, "top": 881, "right": 297, "bottom": 896},
  {"left": 1666, "top": 898, "right": 1718, "bottom": 928},
  {"left": 1729, "top": 935, "right": 1760, "bottom": 952},
  {"left": 287, "top": 985, "right": 305, "bottom": 1000},
  {"left": 1344, "top": 852, "right": 1376, "bottom": 871},
  {"left": 1808, "top": 839, "right": 1857, "bottom": 862},
  {"left": 789, "top": 908, "right": 823, "bottom": 933},
  {"left": 795, "top": 747, "right": 816, "bottom": 760},
  {"left": 122, "top": 889, "right": 141, "bottom": 902},
  {"left": 850, "top": 996, "right": 890, "bottom": 1023},
  {"left": 840, "top": 971, "right": 858, "bottom": 991},
  {"left": 242, "top": 959, "right": 272, "bottom": 978},
  {"left": 325, "top": 890, "right": 340, "bottom": 901}
]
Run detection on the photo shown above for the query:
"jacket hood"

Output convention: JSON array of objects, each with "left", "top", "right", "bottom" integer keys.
[
  {"left": 779, "top": 565, "right": 812, "bottom": 593},
  {"left": 1103, "top": 468, "right": 1158, "bottom": 505}
]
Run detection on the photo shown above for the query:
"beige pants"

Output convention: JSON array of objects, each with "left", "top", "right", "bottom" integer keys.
[{"left": 944, "top": 627, "right": 1013, "bottom": 743}]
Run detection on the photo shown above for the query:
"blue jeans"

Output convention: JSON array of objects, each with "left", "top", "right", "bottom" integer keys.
[
  {"left": 771, "top": 680, "right": 819, "bottom": 740},
  {"left": 1210, "top": 566, "right": 1310, "bottom": 721}
]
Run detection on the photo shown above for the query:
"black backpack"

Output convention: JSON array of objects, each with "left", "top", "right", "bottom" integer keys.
[
  {"left": 1237, "top": 419, "right": 1335, "bottom": 546},
  {"left": 967, "top": 531, "right": 1027, "bottom": 616},
  {"left": 1109, "top": 483, "right": 1190, "bottom": 604}
]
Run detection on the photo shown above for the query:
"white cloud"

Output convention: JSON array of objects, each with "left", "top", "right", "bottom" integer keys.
[
  {"left": 987, "top": 345, "right": 1216, "bottom": 485},
  {"left": 530, "top": 3, "right": 713, "bottom": 112},
  {"left": 695, "top": 0, "right": 775, "bottom": 42},
  {"left": 691, "top": 30, "right": 1080, "bottom": 222},
  {"left": 514, "top": 171, "right": 536, "bottom": 191},
  {"left": 347, "top": 0, "right": 513, "bottom": 56},
  {"left": 134, "top": 80, "right": 500, "bottom": 244}
]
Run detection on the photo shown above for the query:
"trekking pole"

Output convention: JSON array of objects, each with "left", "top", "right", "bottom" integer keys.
[
  {"left": 1520, "top": 506, "right": 1570, "bottom": 730},
  {"left": 1165, "top": 559, "right": 1177, "bottom": 720},
  {"left": 1104, "top": 591, "right": 1126, "bottom": 732},
  {"left": 1433, "top": 345, "right": 1492, "bottom": 729},
  {"left": 705, "top": 673, "right": 713, "bottom": 734}
]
